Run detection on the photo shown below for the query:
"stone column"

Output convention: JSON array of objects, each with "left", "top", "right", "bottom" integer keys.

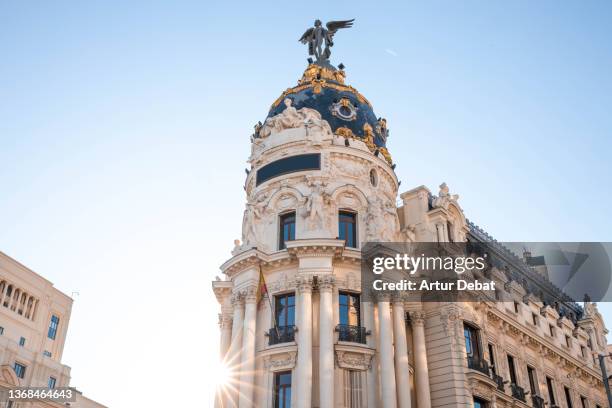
[
  {"left": 238, "top": 287, "right": 258, "bottom": 408},
  {"left": 318, "top": 275, "right": 335, "bottom": 408},
  {"left": 296, "top": 275, "right": 313, "bottom": 408},
  {"left": 362, "top": 299, "right": 379, "bottom": 407},
  {"left": 410, "top": 311, "right": 431, "bottom": 408},
  {"left": 392, "top": 298, "right": 411, "bottom": 408},
  {"left": 227, "top": 294, "right": 244, "bottom": 408},
  {"left": 219, "top": 313, "right": 233, "bottom": 359},
  {"left": 378, "top": 294, "right": 397, "bottom": 408}
]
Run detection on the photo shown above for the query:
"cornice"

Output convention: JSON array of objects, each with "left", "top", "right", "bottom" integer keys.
[
  {"left": 286, "top": 238, "right": 345, "bottom": 257},
  {"left": 486, "top": 307, "right": 603, "bottom": 385}
]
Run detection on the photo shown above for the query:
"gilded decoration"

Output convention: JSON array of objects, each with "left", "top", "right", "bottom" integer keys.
[
  {"left": 299, "top": 64, "right": 346, "bottom": 85},
  {"left": 270, "top": 79, "right": 371, "bottom": 110}
]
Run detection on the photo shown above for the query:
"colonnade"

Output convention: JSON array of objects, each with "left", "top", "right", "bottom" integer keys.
[{"left": 217, "top": 277, "right": 432, "bottom": 408}]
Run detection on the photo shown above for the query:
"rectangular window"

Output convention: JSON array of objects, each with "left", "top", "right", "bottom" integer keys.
[
  {"left": 513, "top": 301, "right": 519, "bottom": 313},
  {"left": 532, "top": 313, "right": 538, "bottom": 326},
  {"left": 274, "top": 371, "right": 292, "bottom": 408},
  {"left": 581, "top": 346, "right": 587, "bottom": 358},
  {"left": 473, "top": 397, "right": 488, "bottom": 408},
  {"left": 48, "top": 377, "right": 57, "bottom": 389},
  {"left": 447, "top": 221, "right": 454, "bottom": 242},
  {"left": 19, "top": 337, "right": 25, "bottom": 347},
  {"left": 507, "top": 355, "right": 517, "bottom": 385},
  {"left": 43, "top": 350, "right": 52, "bottom": 358},
  {"left": 344, "top": 370, "right": 363, "bottom": 408},
  {"left": 339, "top": 211, "right": 357, "bottom": 248},
  {"left": 488, "top": 344, "right": 496, "bottom": 375},
  {"left": 546, "top": 376, "right": 556, "bottom": 405},
  {"left": 13, "top": 362, "right": 26, "bottom": 379},
  {"left": 0, "top": 326, "right": 3, "bottom": 335},
  {"left": 278, "top": 212, "right": 296, "bottom": 250},
  {"left": 527, "top": 366, "right": 538, "bottom": 395},
  {"left": 564, "top": 386, "right": 573, "bottom": 408},
  {"left": 580, "top": 396, "right": 588, "bottom": 408},
  {"left": 275, "top": 293, "right": 295, "bottom": 328},
  {"left": 549, "top": 324, "right": 555, "bottom": 337},
  {"left": 464, "top": 324, "right": 481, "bottom": 359},
  {"left": 48, "top": 315, "right": 60, "bottom": 340},
  {"left": 565, "top": 335, "right": 571, "bottom": 348},
  {"left": 339, "top": 292, "right": 360, "bottom": 327}
]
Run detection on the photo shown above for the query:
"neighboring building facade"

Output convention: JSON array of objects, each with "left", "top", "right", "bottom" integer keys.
[
  {"left": 212, "top": 57, "right": 611, "bottom": 408},
  {"left": 0, "top": 251, "right": 105, "bottom": 408}
]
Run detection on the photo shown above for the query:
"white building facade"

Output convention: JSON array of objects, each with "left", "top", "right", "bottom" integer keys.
[
  {"left": 0, "top": 252, "right": 105, "bottom": 408},
  {"left": 213, "top": 61, "right": 611, "bottom": 408}
]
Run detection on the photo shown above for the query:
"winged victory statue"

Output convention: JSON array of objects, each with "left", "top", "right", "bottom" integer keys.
[{"left": 299, "top": 19, "right": 355, "bottom": 65}]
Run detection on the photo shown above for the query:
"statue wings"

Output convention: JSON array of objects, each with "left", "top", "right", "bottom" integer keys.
[{"left": 326, "top": 19, "right": 355, "bottom": 36}]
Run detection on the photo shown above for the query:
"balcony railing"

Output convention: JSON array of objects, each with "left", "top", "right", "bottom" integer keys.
[
  {"left": 492, "top": 374, "right": 505, "bottom": 392},
  {"left": 267, "top": 325, "right": 296, "bottom": 346},
  {"left": 336, "top": 324, "right": 367, "bottom": 344},
  {"left": 510, "top": 383, "right": 526, "bottom": 402},
  {"left": 531, "top": 395, "right": 545, "bottom": 408},
  {"left": 467, "top": 355, "right": 490, "bottom": 376}
]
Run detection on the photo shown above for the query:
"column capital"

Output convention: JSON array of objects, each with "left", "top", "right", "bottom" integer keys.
[
  {"left": 231, "top": 292, "right": 245, "bottom": 307},
  {"left": 374, "top": 291, "right": 392, "bottom": 303},
  {"left": 391, "top": 293, "right": 406, "bottom": 305},
  {"left": 409, "top": 310, "right": 426, "bottom": 326},
  {"left": 296, "top": 275, "right": 314, "bottom": 293},
  {"left": 243, "top": 285, "right": 258, "bottom": 304},
  {"left": 317, "top": 274, "right": 335, "bottom": 292}
]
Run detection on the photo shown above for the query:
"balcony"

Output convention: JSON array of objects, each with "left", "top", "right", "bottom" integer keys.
[
  {"left": 531, "top": 395, "right": 545, "bottom": 408},
  {"left": 336, "top": 324, "right": 367, "bottom": 344},
  {"left": 491, "top": 373, "right": 505, "bottom": 392},
  {"left": 267, "top": 325, "right": 296, "bottom": 346},
  {"left": 467, "top": 355, "right": 490, "bottom": 376},
  {"left": 510, "top": 383, "right": 526, "bottom": 402}
]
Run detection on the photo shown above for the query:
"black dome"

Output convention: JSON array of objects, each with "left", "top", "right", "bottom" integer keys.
[{"left": 266, "top": 64, "right": 392, "bottom": 164}]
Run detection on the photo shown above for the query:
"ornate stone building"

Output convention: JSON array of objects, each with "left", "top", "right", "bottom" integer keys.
[
  {"left": 212, "top": 50, "right": 611, "bottom": 408},
  {"left": 0, "top": 251, "right": 105, "bottom": 408}
]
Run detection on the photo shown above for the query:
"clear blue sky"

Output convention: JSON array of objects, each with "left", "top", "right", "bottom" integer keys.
[{"left": 1, "top": 1, "right": 611, "bottom": 406}]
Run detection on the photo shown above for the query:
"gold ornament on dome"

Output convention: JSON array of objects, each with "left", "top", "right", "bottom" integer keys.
[
  {"left": 299, "top": 64, "right": 346, "bottom": 85},
  {"left": 270, "top": 65, "right": 370, "bottom": 110},
  {"left": 334, "top": 127, "right": 356, "bottom": 139}
]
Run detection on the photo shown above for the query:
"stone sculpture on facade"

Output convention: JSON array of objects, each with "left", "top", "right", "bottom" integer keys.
[
  {"left": 432, "top": 182, "right": 460, "bottom": 210},
  {"left": 302, "top": 178, "right": 331, "bottom": 233},
  {"left": 241, "top": 193, "right": 268, "bottom": 249}
]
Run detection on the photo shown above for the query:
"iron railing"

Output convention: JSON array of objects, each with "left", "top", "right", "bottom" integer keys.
[
  {"left": 467, "top": 355, "right": 490, "bottom": 376},
  {"left": 267, "top": 325, "right": 296, "bottom": 345},
  {"left": 492, "top": 374, "right": 505, "bottom": 392},
  {"left": 531, "top": 395, "right": 545, "bottom": 408},
  {"left": 510, "top": 383, "right": 526, "bottom": 402},
  {"left": 336, "top": 324, "right": 367, "bottom": 344}
]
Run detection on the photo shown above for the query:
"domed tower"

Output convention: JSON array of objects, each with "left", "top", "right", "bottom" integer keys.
[{"left": 212, "top": 19, "right": 406, "bottom": 408}]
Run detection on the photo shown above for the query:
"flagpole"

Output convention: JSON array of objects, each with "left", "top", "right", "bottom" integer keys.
[{"left": 259, "top": 265, "right": 281, "bottom": 340}]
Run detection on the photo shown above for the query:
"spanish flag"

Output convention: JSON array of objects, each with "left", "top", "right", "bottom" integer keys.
[{"left": 256, "top": 268, "right": 268, "bottom": 304}]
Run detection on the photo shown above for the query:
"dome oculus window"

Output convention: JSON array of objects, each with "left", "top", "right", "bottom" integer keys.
[{"left": 331, "top": 98, "right": 358, "bottom": 121}]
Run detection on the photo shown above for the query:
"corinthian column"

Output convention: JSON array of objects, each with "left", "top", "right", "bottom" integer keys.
[
  {"left": 362, "top": 298, "right": 379, "bottom": 407},
  {"left": 410, "top": 311, "right": 431, "bottom": 408},
  {"left": 295, "top": 275, "right": 314, "bottom": 408},
  {"left": 227, "top": 294, "right": 244, "bottom": 408},
  {"left": 392, "top": 297, "right": 411, "bottom": 408},
  {"left": 378, "top": 294, "right": 397, "bottom": 408},
  {"left": 238, "top": 286, "right": 258, "bottom": 408},
  {"left": 319, "top": 274, "right": 335, "bottom": 408}
]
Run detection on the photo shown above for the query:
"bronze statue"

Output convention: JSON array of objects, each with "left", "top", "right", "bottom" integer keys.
[{"left": 299, "top": 19, "right": 354, "bottom": 65}]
